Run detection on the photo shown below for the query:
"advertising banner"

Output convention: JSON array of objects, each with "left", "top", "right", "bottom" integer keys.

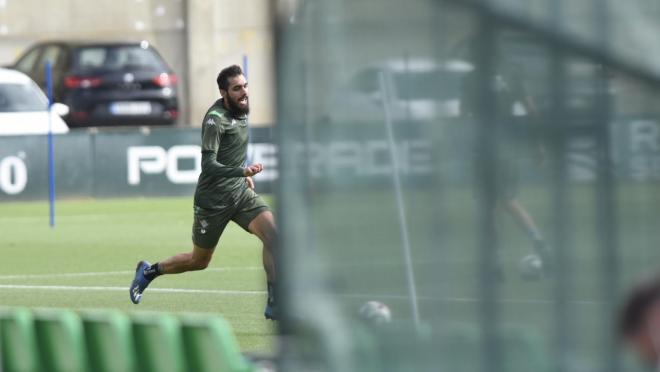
[{"left": 0, "top": 120, "right": 659, "bottom": 201}]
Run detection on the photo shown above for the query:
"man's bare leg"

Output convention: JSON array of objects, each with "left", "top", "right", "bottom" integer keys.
[
  {"left": 248, "top": 210, "right": 278, "bottom": 319},
  {"left": 158, "top": 245, "right": 215, "bottom": 274},
  {"left": 504, "top": 198, "right": 543, "bottom": 242},
  {"left": 130, "top": 245, "right": 215, "bottom": 304},
  {"left": 249, "top": 211, "right": 277, "bottom": 279},
  {"left": 503, "top": 198, "right": 553, "bottom": 273},
  {"left": 262, "top": 247, "right": 276, "bottom": 282}
]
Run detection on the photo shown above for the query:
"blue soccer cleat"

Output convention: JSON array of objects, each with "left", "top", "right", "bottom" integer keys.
[
  {"left": 129, "top": 260, "right": 152, "bottom": 304},
  {"left": 264, "top": 302, "right": 278, "bottom": 321}
]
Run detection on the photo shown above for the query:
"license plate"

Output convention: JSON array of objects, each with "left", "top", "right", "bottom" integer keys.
[{"left": 110, "top": 101, "right": 152, "bottom": 115}]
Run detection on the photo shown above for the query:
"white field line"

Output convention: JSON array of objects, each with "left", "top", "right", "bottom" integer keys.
[
  {"left": 0, "top": 284, "right": 265, "bottom": 296},
  {"left": 339, "top": 293, "right": 603, "bottom": 306},
  {"left": 0, "top": 212, "right": 184, "bottom": 221},
  {"left": 0, "top": 267, "right": 262, "bottom": 280},
  {"left": 0, "top": 268, "right": 603, "bottom": 306},
  {"left": 0, "top": 282, "right": 603, "bottom": 306},
  {"left": 0, "top": 215, "right": 119, "bottom": 222}
]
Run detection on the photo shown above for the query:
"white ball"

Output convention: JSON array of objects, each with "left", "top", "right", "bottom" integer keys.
[
  {"left": 359, "top": 301, "right": 392, "bottom": 324},
  {"left": 519, "top": 253, "right": 544, "bottom": 280}
]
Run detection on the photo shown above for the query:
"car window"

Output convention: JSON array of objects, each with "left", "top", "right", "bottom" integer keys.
[
  {"left": 35, "top": 46, "right": 63, "bottom": 77},
  {"left": 0, "top": 82, "right": 48, "bottom": 112},
  {"left": 14, "top": 47, "right": 41, "bottom": 74},
  {"left": 74, "top": 46, "right": 166, "bottom": 71}
]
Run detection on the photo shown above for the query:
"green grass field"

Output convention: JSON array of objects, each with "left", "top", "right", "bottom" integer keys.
[
  {"left": 2, "top": 184, "right": 659, "bottom": 369},
  {"left": 0, "top": 196, "right": 276, "bottom": 354},
  {"left": 279, "top": 183, "right": 660, "bottom": 370}
]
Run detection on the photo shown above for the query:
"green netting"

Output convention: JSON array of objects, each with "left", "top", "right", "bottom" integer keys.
[{"left": 276, "top": 0, "right": 660, "bottom": 371}]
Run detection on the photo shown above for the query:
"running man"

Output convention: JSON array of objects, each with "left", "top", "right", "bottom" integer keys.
[
  {"left": 461, "top": 60, "right": 553, "bottom": 278},
  {"left": 129, "top": 65, "right": 278, "bottom": 320}
]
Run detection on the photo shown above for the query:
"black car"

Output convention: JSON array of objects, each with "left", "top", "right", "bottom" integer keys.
[{"left": 11, "top": 40, "right": 179, "bottom": 127}]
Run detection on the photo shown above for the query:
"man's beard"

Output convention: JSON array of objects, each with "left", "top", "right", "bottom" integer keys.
[{"left": 225, "top": 95, "right": 249, "bottom": 117}]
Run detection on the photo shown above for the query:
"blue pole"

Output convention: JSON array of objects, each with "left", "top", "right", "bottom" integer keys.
[
  {"left": 46, "top": 61, "right": 55, "bottom": 228},
  {"left": 242, "top": 54, "right": 249, "bottom": 80}
]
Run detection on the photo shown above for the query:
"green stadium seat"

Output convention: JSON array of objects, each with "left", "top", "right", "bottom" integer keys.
[
  {"left": 81, "top": 310, "right": 136, "bottom": 372},
  {"left": 2, "top": 309, "right": 259, "bottom": 372},
  {"left": 33, "top": 309, "right": 88, "bottom": 372},
  {"left": 131, "top": 313, "right": 186, "bottom": 372},
  {"left": 180, "top": 314, "right": 253, "bottom": 372},
  {"left": 0, "top": 308, "right": 40, "bottom": 372}
]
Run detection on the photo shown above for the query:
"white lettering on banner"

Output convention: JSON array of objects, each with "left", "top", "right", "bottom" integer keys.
[
  {"left": 293, "top": 140, "right": 433, "bottom": 178},
  {"left": 630, "top": 155, "right": 660, "bottom": 181},
  {"left": 566, "top": 138, "right": 597, "bottom": 182},
  {"left": 364, "top": 141, "right": 390, "bottom": 176},
  {"left": 407, "top": 140, "right": 433, "bottom": 174},
  {"left": 128, "top": 146, "right": 167, "bottom": 185},
  {"left": 630, "top": 120, "right": 660, "bottom": 152},
  {"left": 250, "top": 144, "right": 278, "bottom": 181},
  {"left": 128, "top": 145, "right": 201, "bottom": 185},
  {"left": 166, "top": 146, "right": 201, "bottom": 184},
  {"left": 307, "top": 143, "right": 324, "bottom": 178},
  {"left": 0, "top": 156, "right": 28, "bottom": 195},
  {"left": 256, "top": 140, "right": 432, "bottom": 179},
  {"left": 568, "top": 153, "right": 597, "bottom": 182},
  {"left": 127, "top": 140, "right": 433, "bottom": 186},
  {"left": 328, "top": 142, "right": 362, "bottom": 175},
  {"left": 627, "top": 120, "right": 660, "bottom": 181}
]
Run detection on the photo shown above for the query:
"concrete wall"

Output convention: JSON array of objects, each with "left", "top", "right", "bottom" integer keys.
[
  {"left": 187, "top": 0, "right": 274, "bottom": 127},
  {"left": 0, "top": 0, "right": 274, "bottom": 127}
]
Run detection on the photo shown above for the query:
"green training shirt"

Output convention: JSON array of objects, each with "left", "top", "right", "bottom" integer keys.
[{"left": 194, "top": 99, "right": 248, "bottom": 210}]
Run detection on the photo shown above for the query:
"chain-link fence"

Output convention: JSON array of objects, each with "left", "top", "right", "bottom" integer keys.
[{"left": 276, "top": 1, "right": 660, "bottom": 371}]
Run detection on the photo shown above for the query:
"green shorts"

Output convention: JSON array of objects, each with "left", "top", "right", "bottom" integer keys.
[
  {"left": 495, "top": 157, "right": 520, "bottom": 201},
  {"left": 192, "top": 187, "right": 270, "bottom": 249}
]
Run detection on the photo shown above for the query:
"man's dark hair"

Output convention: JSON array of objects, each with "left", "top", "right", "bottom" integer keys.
[
  {"left": 216, "top": 65, "right": 243, "bottom": 92},
  {"left": 619, "top": 273, "right": 660, "bottom": 338}
]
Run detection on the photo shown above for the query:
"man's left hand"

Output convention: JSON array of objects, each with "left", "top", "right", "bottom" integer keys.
[{"left": 246, "top": 176, "right": 255, "bottom": 190}]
